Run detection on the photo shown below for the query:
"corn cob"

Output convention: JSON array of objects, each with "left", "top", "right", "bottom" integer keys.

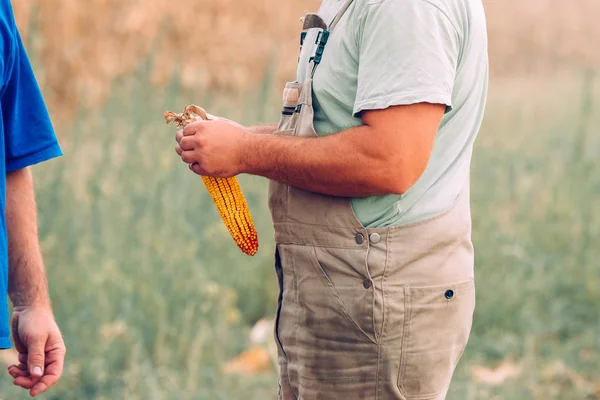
[{"left": 165, "top": 105, "right": 259, "bottom": 256}]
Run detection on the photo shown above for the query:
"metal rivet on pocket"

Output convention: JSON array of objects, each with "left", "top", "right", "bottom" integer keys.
[
  {"left": 445, "top": 289, "right": 454, "bottom": 300},
  {"left": 355, "top": 232, "right": 365, "bottom": 245},
  {"left": 363, "top": 278, "right": 372, "bottom": 289}
]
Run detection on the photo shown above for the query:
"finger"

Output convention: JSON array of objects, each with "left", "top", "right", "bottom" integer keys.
[
  {"left": 10, "top": 361, "right": 28, "bottom": 371},
  {"left": 13, "top": 375, "right": 39, "bottom": 389},
  {"left": 29, "top": 347, "right": 64, "bottom": 397},
  {"left": 183, "top": 121, "right": 204, "bottom": 136},
  {"left": 8, "top": 365, "right": 28, "bottom": 378},
  {"left": 190, "top": 162, "right": 203, "bottom": 175},
  {"left": 30, "top": 374, "right": 59, "bottom": 397},
  {"left": 180, "top": 151, "right": 196, "bottom": 164},
  {"left": 27, "top": 336, "right": 47, "bottom": 377},
  {"left": 179, "top": 136, "right": 196, "bottom": 151},
  {"left": 175, "top": 144, "right": 183, "bottom": 156},
  {"left": 18, "top": 353, "right": 27, "bottom": 364},
  {"left": 44, "top": 345, "right": 65, "bottom": 382},
  {"left": 8, "top": 365, "right": 29, "bottom": 379},
  {"left": 175, "top": 129, "right": 184, "bottom": 143}
]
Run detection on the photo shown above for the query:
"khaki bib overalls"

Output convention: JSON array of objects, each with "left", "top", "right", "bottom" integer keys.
[{"left": 268, "top": 3, "right": 475, "bottom": 399}]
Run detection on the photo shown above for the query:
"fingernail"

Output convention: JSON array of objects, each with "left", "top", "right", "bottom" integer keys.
[{"left": 32, "top": 366, "right": 42, "bottom": 376}]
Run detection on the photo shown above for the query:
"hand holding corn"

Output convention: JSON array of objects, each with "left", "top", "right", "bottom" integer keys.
[{"left": 166, "top": 105, "right": 259, "bottom": 256}]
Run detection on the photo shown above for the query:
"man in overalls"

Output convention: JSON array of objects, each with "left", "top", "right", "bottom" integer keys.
[{"left": 176, "top": 0, "right": 488, "bottom": 398}]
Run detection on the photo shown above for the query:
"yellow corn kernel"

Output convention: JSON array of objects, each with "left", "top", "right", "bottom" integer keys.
[{"left": 165, "top": 105, "right": 259, "bottom": 256}]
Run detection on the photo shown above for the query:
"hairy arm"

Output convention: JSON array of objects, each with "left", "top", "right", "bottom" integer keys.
[
  {"left": 177, "top": 103, "right": 444, "bottom": 197},
  {"left": 6, "top": 168, "right": 49, "bottom": 307},
  {"left": 5, "top": 168, "right": 65, "bottom": 398},
  {"left": 243, "top": 103, "right": 444, "bottom": 197}
]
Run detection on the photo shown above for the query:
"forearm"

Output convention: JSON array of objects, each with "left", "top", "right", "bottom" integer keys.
[
  {"left": 243, "top": 126, "right": 402, "bottom": 197},
  {"left": 247, "top": 124, "right": 277, "bottom": 135},
  {"left": 6, "top": 168, "right": 49, "bottom": 308}
]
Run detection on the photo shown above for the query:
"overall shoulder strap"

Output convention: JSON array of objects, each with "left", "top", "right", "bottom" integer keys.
[
  {"left": 329, "top": 0, "right": 355, "bottom": 32},
  {"left": 305, "top": 0, "right": 356, "bottom": 80}
]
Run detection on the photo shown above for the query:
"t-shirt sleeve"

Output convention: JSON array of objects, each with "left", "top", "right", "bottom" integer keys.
[
  {"left": 353, "top": 0, "right": 461, "bottom": 116},
  {"left": 3, "top": 30, "right": 62, "bottom": 172}
]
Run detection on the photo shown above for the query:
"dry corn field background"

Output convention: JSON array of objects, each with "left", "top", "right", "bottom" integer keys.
[
  {"left": 13, "top": 0, "right": 600, "bottom": 124},
  {"left": 0, "top": 0, "right": 598, "bottom": 399}
]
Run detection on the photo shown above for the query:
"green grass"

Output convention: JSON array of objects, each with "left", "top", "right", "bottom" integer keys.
[{"left": 0, "top": 64, "right": 598, "bottom": 399}]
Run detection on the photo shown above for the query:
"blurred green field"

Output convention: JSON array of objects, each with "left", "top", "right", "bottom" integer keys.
[{"left": 0, "top": 60, "right": 599, "bottom": 399}]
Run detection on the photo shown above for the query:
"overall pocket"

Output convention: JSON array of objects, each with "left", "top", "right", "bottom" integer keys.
[
  {"left": 398, "top": 279, "right": 475, "bottom": 399},
  {"left": 281, "top": 244, "right": 378, "bottom": 381}
]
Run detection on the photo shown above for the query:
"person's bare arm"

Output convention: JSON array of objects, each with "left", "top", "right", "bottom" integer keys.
[
  {"left": 5, "top": 168, "right": 65, "bottom": 398},
  {"left": 177, "top": 103, "right": 444, "bottom": 197},
  {"left": 243, "top": 103, "right": 442, "bottom": 196},
  {"left": 7, "top": 168, "right": 49, "bottom": 307}
]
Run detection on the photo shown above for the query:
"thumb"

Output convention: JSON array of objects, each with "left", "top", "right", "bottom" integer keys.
[{"left": 27, "top": 336, "right": 47, "bottom": 377}]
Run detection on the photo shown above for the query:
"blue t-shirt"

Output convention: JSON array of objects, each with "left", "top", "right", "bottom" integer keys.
[{"left": 0, "top": 0, "right": 62, "bottom": 348}]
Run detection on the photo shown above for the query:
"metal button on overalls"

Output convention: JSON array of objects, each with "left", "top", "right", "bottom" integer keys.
[
  {"left": 369, "top": 233, "right": 381, "bottom": 244},
  {"left": 355, "top": 232, "right": 365, "bottom": 245}
]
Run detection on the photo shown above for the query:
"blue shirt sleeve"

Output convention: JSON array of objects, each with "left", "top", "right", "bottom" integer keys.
[{"left": 2, "top": 29, "right": 62, "bottom": 172}]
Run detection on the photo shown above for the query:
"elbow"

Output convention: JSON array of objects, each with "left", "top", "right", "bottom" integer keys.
[
  {"left": 385, "top": 176, "right": 415, "bottom": 196},
  {"left": 370, "top": 171, "right": 414, "bottom": 196},
  {"left": 378, "top": 162, "right": 427, "bottom": 196},
  {"left": 367, "top": 144, "right": 432, "bottom": 195}
]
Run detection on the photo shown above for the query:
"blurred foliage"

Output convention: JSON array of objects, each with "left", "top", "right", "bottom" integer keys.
[
  {"left": 13, "top": 0, "right": 320, "bottom": 125},
  {"left": 12, "top": 0, "right": 600, "bottom": 126}
]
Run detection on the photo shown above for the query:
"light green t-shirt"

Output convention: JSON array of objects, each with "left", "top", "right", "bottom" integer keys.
[{"left": 297, "top": 0, "right": 489, "bottom": 227}]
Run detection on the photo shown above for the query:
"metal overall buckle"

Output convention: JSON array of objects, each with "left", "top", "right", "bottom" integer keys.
[{"left": 299, "top": 13, "right": 330, "bottom": 66}]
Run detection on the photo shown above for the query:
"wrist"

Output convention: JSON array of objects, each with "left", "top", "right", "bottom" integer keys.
[
  {"left": 10, "top": 292, "right": 50, "bottom": 310},
  {"left": 240, "top": 132, "right": 267, "bottom": 175},
  {"left": 12, "top": 303, "right": 52, "bottom": 315}
]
